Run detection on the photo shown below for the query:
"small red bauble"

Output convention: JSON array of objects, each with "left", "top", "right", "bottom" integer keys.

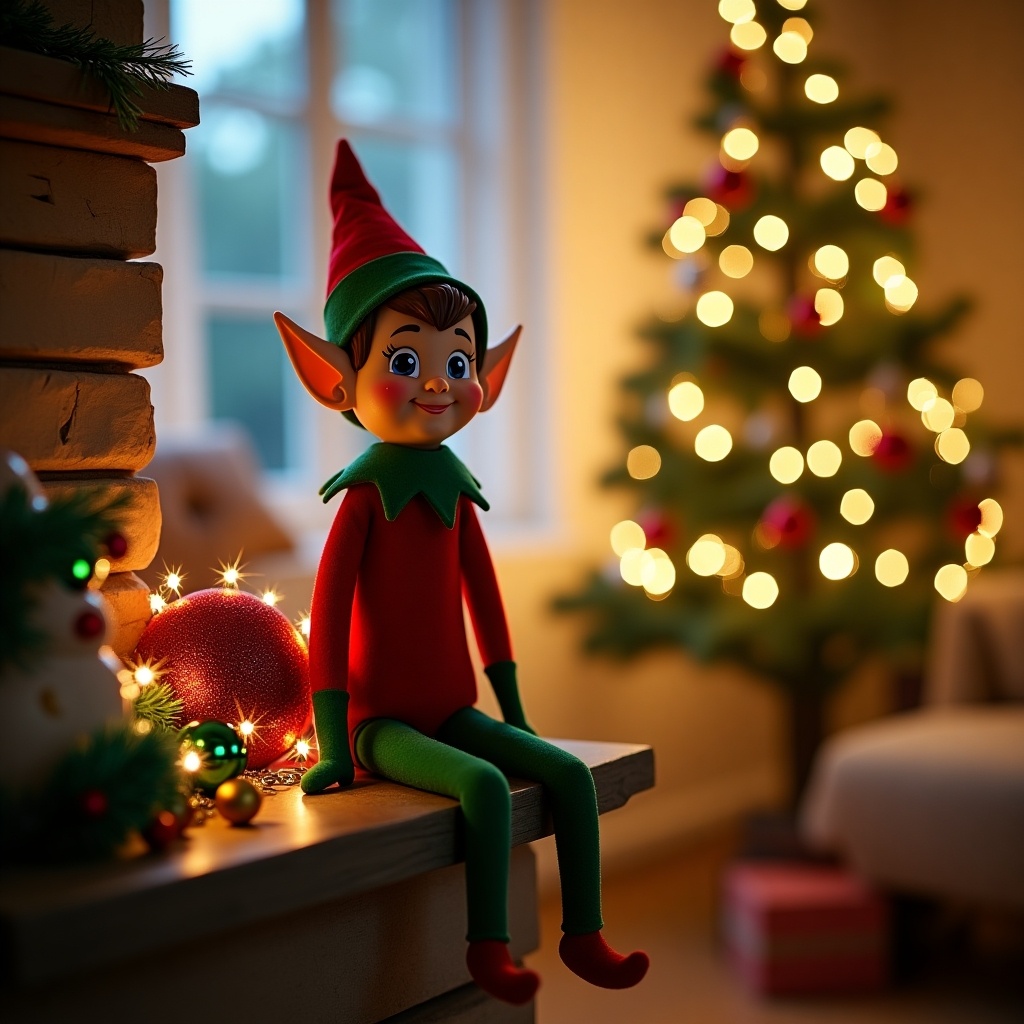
[
  {"left": 79, "top": 788, "right": 108, "bottom": 819},
  {"left": 946, "top": 495, "right": 983, "bottom": 540},
  {"left": 872, "top": 431, "right": 913, "bottom": 472},
  {"left": 135, "top": 588, "right": 310, "bottom": 768},
  {"left": 879, "top": 186, "right": 913, "bottom": 226},
  {"left": 636, "top": 508, "right": 676, "bottom": 550},
  {"left": 706, "top": 164, "right": 755, "bottom": 210},
  {"left": 788, "top": 295, "right": 821, "bottom": 338},
  {"left": 760, "top": 496, "right": 816, "bottom": 549},
  {"left": 142, "top": 809, "right": 182, "bottom": 851},
  {"left": 74, "top": 610, "right": 105, "bottom": 640},
  {"left": 104, "top": 531, "right": 128, "bottom": 559},
  {"left": 714, "top": 48, "right": 746, "bottom": 80}
]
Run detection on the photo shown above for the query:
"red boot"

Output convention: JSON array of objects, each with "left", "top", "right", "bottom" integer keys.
[
  {"left": 466, "top": 940, "right": 540, "bottom": 1005},
  {"left": 558, "top": 931, "right": 649, "bottom": 989}
]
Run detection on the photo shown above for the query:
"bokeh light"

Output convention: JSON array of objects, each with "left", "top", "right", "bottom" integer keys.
[
  {"left": 921, "top": 396, "right": 955, "bottom": 432},
  {"left": 814, "top": 287, "right": 844, "bottom": 325},
  {"left": 742, "top": 571, "right": 779, "bottom": 609},
  {"left": 641, "top": 548, "right": 676, "bottom": 595},
  {"left": 813, "top": 244, "right": 850, "bottom": 280},
  {"left": 872, "top": 255, "right": 906, "bottom": 287},
  {"left": 669, "top": 215, "right": 706, "bottom": 253},
  {"left": 718, "top": 545, "right": 744, "bottom": 578},
  {"left": 696, "top": 290, "right": 735, "bottom": 326},
  {"left": 821, "top": 146, "right": 855, "bottom": 181},
  {"left": 687, "top": 535, "right": 727, "bottom": 576},
  {"left": 669, "top": 380, "right": 705, "bottom": 421},
  {"left": 844, "top": 127, "right": 881, "bottom": 159},
  {"left": 620, "top": 548, "right": 645, "bottom": 586},
  {"left": 952, "top": 377, "right": 984, "bottom": 412},
  {"left": 610, "top": 519, "right": 646, "bottom": 556},
  {"left": 840, "top": 488, "right": 875, "bottom": 525},
  {"left": 769, "top": 446, "right": 804, "bottom": 483},
  {"left": 720, "top": 244, "right": 754, "bottom": 278},
  {"left": 854, "top": 178, "right": 887, "bottom": 211},
  {"left": 788, "top": 366, "right": 822, "bottom": 403},
  {"left": 723, "top": 127, "right": 760, "bottom": 161},
  {"left": 934, "top": 563, "right": 968, "bottom": 602},
  {"left": 777, "top": 0, "right": 808, "bottom": 9},
  {"left": 965, "top": 532, "right": 995, "bottom": 567},
  {"left": 753, "top": 215, "right": 789, "bottom": 250},
  {"left": 782, "top": 17, "right": 813, "bottom": 43},
  {"left": 978, "top": 498, "right": 1003, "bottom": 538},
  {"left": 707, "top": 204, "right": 731, "bottom": 237},
  {"left": 718, "top": 0, "right": 756, "bottom": 23},
  {"left": 849, "top": 419, "right": 883, "bottom": 456},
  {"left": 820, "top": 542, "right": 856, "bottom": 580},
  {"left": 866, "top": 142, "right": 898, "bottom": 175},
  {"left": 805, "top": 74, "right": 838, "bottom": 103},
  {"left": 875, "top": 549, "right": 909, "bottom": 587},
  {"left": 627, "top": 444, "right": 662, "bottom": 479},
  {"left": 935, "top": 428, "right": 970, "bottom": 464},
  {"left": 684, "top": 197, "right": 718, "bottom": 226},
  {"left": 807, "top": 439, "right": 843, "bottom": 477},
  {"left": 885, "top": 275, "right": 919, "bottom": 311},
  {"left": 731, "top": 20, "right": 768, "bottom": 49},
  {"left": 773, "top": 30, "right": 808, "bottom": 63},
  {"left": 695, "top": 424, "right": 734, "bottom": 461},
  {"left": 907, "top": 377, "right": 937, "bottom": 411}
]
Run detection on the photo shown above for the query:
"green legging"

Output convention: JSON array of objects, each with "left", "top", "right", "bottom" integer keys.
[{"left": 355, "top": 707, "right": 604, "bottom": 943}]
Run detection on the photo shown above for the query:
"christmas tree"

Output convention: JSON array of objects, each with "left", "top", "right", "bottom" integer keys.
[{"left": 557, "top": 0, "right": 1019, "bottom": 796}]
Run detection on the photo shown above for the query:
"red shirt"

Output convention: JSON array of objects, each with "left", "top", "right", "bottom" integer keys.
[{"left": 309, "top": 483, "right": 512, "bottom": 740}]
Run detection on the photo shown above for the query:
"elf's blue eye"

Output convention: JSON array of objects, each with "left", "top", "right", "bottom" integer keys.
[
  {"left": 447, "top": 352, "right": 471, "bottom": 379},
  {"left": 388, "top": 348, "right": 419, "bottom": 377}
]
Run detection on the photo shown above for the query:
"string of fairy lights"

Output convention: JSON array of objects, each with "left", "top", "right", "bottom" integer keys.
[
  {"left": 118, "top": 556, "right": 315, "bottom": 767},
  {"left": 611, "top": 0, "right": 1004, "bottom": 610}
]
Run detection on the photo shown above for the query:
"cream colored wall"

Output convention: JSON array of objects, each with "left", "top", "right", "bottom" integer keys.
[{"left": 489, "top": 0, "right": 1024, "bottom": 875}]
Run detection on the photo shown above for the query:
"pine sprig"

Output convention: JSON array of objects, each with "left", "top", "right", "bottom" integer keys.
[
  {"left": 0, "top": 0, "right": 192, "bottom": 131},
  {"left": 132, "top": 682, "right": 185, "bottom": 733}
]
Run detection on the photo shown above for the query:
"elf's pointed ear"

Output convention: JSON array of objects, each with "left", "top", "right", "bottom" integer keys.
[
  {"left": 274, "top": 311, "right": 355, "bottom": 411},
  {"left": 479, "top": 325, "right": 521, "bottom": 412}
]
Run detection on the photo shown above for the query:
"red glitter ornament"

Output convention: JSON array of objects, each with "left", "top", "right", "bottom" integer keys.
[
  {"left": 135, "top": 588, "right": 310, "bottom": 769},
  {"left": 760, "top": 496, "right": 816, "bottom": 549},
  {"left": 74, "top": 609, "right": 105, "bottom": 640},
  {"left": 946, "top": 496, "right": 983, "bottom": 540},
  {"left": 706, "top": 164, "right": 755, "bottom": 210},
  {"left": 872, "top": 431, "right": 913, "bottom": 472},
  {"left": 788, "top": 295, "right": 821, "bottom": 338}
]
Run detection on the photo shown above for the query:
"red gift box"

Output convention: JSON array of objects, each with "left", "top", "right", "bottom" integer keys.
[{"left": 723, "top": 861, "right": 890, "bottom": 995}]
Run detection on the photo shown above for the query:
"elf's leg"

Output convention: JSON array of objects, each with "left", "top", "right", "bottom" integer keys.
[
  {"left": 438, "top": 708, "right": 649, "bottom": 989},
  {"left": 355, "top": 717, "right": 539, "bottom": 1005}
]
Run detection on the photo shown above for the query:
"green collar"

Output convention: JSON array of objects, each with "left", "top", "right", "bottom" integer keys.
[{"left": 319, "top": 443, "right": 488, "bottom": 528}]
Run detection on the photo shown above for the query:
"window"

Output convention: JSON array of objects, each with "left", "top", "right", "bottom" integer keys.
[{"left": 146, "top": 0, "right": 549, "bottom": 534}]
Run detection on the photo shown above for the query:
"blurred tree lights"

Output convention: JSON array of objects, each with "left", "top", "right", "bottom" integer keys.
[{"left": 557, "top": 0, "right": 1021, "bottom": 797}]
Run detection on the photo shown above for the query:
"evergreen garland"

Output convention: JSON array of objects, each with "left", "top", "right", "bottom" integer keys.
[
  {"left": 0, "top": 0, "right": 192, "bottom": 132},
  {"left": 131, "top": 682, "right": 184, "bottom": 733},
  {"left": 0, "top": 721, "right": 182, "bottom": 863}
]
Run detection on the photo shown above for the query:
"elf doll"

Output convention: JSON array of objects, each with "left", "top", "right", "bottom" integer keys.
[{"left": 274, "top": 139, "right": 648, "bottom": 1005}]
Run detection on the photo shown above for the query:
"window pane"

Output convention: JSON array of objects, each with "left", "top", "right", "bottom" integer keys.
[
  {"left": 207, "top": 315, "right": 291, "bottom": 470},
  {"left": 193, "top": 105, "right": 305, "bottom": 278},
  {"left": 331, "top": 0, "right": 459, "bottom": 126},
  {"left": 172, "top": 0, "right": 307, "bottom": 103},
  {"left": 355, "top": 137, "right": 462, "bottom": 273}
]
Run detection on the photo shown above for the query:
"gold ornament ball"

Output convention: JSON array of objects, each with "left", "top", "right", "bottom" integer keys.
[{"left": 214, "top": 778, "right": 262, "bottom": 825}]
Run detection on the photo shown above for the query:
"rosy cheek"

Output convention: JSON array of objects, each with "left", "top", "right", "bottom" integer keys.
[
  {"left": 372, "top": 379, "right": 409, "bottom": 409},
  {"left": 463, "top": 381, "right": 484, "bottom": 413}
]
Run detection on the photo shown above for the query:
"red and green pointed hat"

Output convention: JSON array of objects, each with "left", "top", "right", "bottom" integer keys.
[{"left": 323, "top": 139, "right": 488, "bottom": 356}]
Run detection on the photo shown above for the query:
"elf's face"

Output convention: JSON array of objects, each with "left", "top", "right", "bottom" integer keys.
[{"left": 352, "top": 306, "right": 484, "bottom": 447}]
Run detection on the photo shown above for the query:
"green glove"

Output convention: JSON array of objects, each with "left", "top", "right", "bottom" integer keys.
[
  {"left": 484, "top": 661, "right": 537, "bottom": 735},
  {"left": 301, "top": 689, "right": 355, "bottom": 794}
]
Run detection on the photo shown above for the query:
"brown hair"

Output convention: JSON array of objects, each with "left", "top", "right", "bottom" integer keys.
[{"left": 347, "top": 283, "right": 477, "bottom": 370}]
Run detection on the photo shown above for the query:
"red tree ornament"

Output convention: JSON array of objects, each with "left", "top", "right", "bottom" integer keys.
[
  {"left": 879, "top": 185, "right": 913, "bottom": 226},
  {"left": 706, "top": 164, "right": 755, "bottom": 210},
  {"left": 872, "top": 431, "right": 913, "bottom": 472},
  {"left": 135, "top": 588, "right": 310, "bottom": 768},
  {"left": 788, "top": 294, "right": 821, "bottom": 338},
  {"left": 714, "top": 48, "right": 746, "bottom": 81},
  {"left": 636, "top": 508, "right": 676, "bottom": 550},
  {"left": 760, "top": 496, "right": 816, "bottom": 549},
  {"left": 946, "top": 495, "right": 983, "bottom": 539}
]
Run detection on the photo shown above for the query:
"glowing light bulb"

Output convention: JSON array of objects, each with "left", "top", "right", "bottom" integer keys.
[
  {"left": 217, "top": 554, "right": 249, "bottom": 589},
  {"left": 684, "top": 197, "right": 717, "bottom": 225},
  {"left": 873, "top": 255, "right": 906, "bottom": 287},
  {"left": 295, "top": 739, "right": 312, "bottom": 760},
  {"left": 807, "top": 440, "right": 842, "bottom": 477},
  {"left": 695, "top": 425, "right": 733, "bottom": 461},
  {"left": 788, "top": 366, "right": 822, "bottom": 403},
  {"left": 627, "top": 445, "right": 661, "bottom": 479},
  {"left": 820, "top": 542, "right": 856, "bottom": 580},
  {"left": 262, "top": 589, "right": 281, "bottom": 607},
  {"left": 668, "top": 380, "right": 705, "bottom": 421},
  {"left": 641, "top": 549, "right": 676, "bottom": 595},
  {"left": 134, "top": 664, "right": 156, "bottom": 686},
  {"left": 978, "top": 498, "right": 1003, "bottom": 538},
  {"left": 696, "top": 290, "right": 734, "bottom": 327},
  {"left": 723, "top": 127, "right": 760, "bottom": 161},
  {"left": 669, "top": 215, "right": 706, "bottom": 253},
  {"left": 718, "top": 0, "right": 756, "bottom": 23},
  {"left": 742, "top": 572, "right": 779, "bottom": 609},
  {"left": 813, "top": 245, "right": 850, "bottom": 281},
  {"left": 769, "top": 446, "right": 804, "bottom": 484},
  {"left": 965, "top": 532, "right": 995, "bottom": 567},
  {"left": 718, "top": 545, "right": 744, "bottom": 578},
  {"left": 814, "top": 288, "right": 844, "bottom": 325},
  {"left": 875, "top": 549, "right": 909, "bottom": 587},
  {"left": 782, "top": 17, "right": 813, "bottom": 43},
  {"left": 720, "top": 245, "right": 754, "bottom": 278},
  {"left": 855, "top": 178, "right": 887, "bottom": 211},
  {"left": 885, "top": 276, "right": 919, "bottom": 311},
  {"left": 183, "top": 750, "right": 202, "bottom": 773},
  {"left": 840, "top": 489, "right": 875, "bottom": 525},
  {"left": 753, "top": 215, "right": 789, "bottom": 250},
  {"left": 706, "top": 204, "right": 731, "bottom": 237},
  {"left": 821, "top": 146, "right": 855, "bottom": 181},
  {"left": 866, "top": 142, "right": 898, "bottom": 175},
  {"left": 934, "top": 563, "right": 968, "bottom": 602},
  {"left": 935, "top": 428, "right": 970, "bottom": 464},
  {"left": 844, "top": 127, "right": 881, "bottom": 159},
  {"left": 952, "top": 378, "right": 984, "bottom": 412},
  {"left": 611, "top": 520, "right": 647, "bottom": 556},
  {"left": 239, "top": 720, "right": 255, "bottom": 737},
  {"left": 849, "top": 419, "right": 883, "bottom": 456},
  {"left": 298, "top": 614, "right": 311, "bottom": 638},
  {"left": 773, "top": 30, "right": 808, "bottom": 63},
  {"left": 687, "top": 535, "right": 727, "bottom": 576},
  {"left": 907, "top": 377, "right": 937, "bottom": 411},
  {"left": 778, "top": 0, "right": 808, "bottom": 9},
  {"left": 149, "top": 593, "right": 167, "bottom": 614},
  {"left": 921, "top": 397, "right": 955, "bottom": 433},
  {"left": 731, "top": 20, "right": 767, "bottom": 49},
  {"left": 805, "top": 74, "right": 838, "bottom": 103},
  {"left": 620, "top": 548, "right": 645, "bottom": 586}
]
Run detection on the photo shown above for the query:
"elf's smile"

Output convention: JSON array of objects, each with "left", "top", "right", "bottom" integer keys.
[{"left": 413, "top": 400, "right": 455, "bottom": 415}]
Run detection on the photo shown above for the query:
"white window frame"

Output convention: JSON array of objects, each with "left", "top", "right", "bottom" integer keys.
[{"left": 145, "top": 0, "right": 553, "bottom": 543}]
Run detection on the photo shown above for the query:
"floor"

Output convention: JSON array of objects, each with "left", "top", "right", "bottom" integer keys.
[{"left": 525, "top": 831, "right": 1024, "bottom": 1024}]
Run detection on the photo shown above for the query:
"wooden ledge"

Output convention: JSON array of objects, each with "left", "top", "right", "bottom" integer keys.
[{"left": 0, "top": 739, "right": 653, "bottom": 987}]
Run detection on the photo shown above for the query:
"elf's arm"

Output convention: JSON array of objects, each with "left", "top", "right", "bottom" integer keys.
[
  {"left": 301, "top": 487, "right": 372, "bottom": 793},
  {"left": 459, "top": 499, "right": 535, "bottom": 734}
]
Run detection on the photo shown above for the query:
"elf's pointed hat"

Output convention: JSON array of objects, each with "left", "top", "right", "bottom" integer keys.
[{"left": 323, "top": 139, "right": 487, "bottom": 356}]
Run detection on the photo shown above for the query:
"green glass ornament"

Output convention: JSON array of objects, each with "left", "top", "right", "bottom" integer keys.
[{"left": 179, "top": 720, "right": 247, "bottom": 793}]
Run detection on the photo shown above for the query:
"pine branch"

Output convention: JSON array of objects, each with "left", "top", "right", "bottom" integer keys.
[
  {"left": 132, "top": 682, "right": 185, "bottom": 732},
  {"left": 0, "top": 0, "right": 192, "bottom": 132}
]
